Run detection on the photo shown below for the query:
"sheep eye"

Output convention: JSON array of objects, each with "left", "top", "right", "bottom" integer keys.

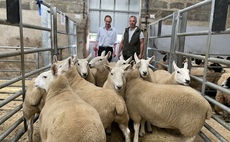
[
  {"left": 123, "top": 63, "right": 126, "bottom": 65},
  {"left": 99, "top": 59, "right": 102, "bottom": 61},
  {"left": 177, "top": 71, "right": 180, "bottom": 74},
  {"left": 59, "top": 65, "right": 62, "bottom": 68},
  {"left": 43, "top": 76, "right": 47, "bottom": 79},
  {"left": 77, "top": 63, "right": 80, "bottom": 66},
  {"left": 111, "top": 73, "right": 113, "bottom": 75}
]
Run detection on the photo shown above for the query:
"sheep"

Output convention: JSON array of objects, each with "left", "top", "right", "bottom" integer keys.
[
  {"left": 34, "top": 63, "right": 106, "bottom": 142},
  {"left": 89, "top": 50, "right": 111, "bottom": 87},
  {"left": 22, "top": 78, "right": 47, "bottom": 142},
  {"left": 73, "top": 53, "right": 96, "bottom": 84},
  {"left": 156, "top": 54, "right": 168, "bottom": 70},
  {"left": 214, "top": 73, "right": 230, "bottom": 121},
  {"left": 151, "top": 61, "right": 190, "bottom": 85},
  {"left": 58, "top": 57, "right": 131, "bottom": 142},
  {"left": 133, "top": 53, "right": 155, "bottom": 83},
  {"left": 124, "top": 67, "right": 212, "bottom": 142}
]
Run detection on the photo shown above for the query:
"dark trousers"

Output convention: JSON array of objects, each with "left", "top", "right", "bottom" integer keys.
[{"left": 98, "top": 46, "right": 113, "bottom": 62}]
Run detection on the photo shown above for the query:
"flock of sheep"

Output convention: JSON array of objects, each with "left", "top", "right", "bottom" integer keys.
[{"left": 22, "top": 51, "right": 230, "bottom": 142}]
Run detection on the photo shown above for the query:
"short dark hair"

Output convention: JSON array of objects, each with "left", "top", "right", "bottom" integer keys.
[
  {"left": 104, "top": 15, "right": 112, "bottom": 21},
  {"left": 129, "top": 15, "right": 137, "bottom": 22}
]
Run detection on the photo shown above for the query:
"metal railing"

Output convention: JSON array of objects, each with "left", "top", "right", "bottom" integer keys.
[
  {"left": 147, "top": 0, "right": 230, "bottom": 141},
  {"left": 0, "top": 0, "right": 77, "bottom": 141}
]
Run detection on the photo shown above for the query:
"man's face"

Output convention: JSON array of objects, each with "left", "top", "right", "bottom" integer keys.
[
  {"left": 105, "top": 17, "right": 111, "bottom": 27},
  {"left": 129, "top": 17, "right": 136, "bottom": 28}
]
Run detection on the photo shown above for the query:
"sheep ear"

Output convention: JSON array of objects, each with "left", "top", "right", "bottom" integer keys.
[
  {"left": 121, "top": 64, "right": 131, "bottom": 71},
  {"left": 134, "top": 53, "right": 140, "bottom": 63},
  {"left": 101, "top": 51, "right": 106, "bottom": 57},
  {"left": 183, "top": 62, "right": 188, "bottom": 69},
  {"left": 134, "top": 61, "right": 141, "bottom": 68},
  {"left": 70, "top": 54, "right": 74, "bottom": 60},
  {"left": 67, "top": 57, "right": 72, "bottom": 67},
  {"left": 73, "top": 56, "right": 78, "bottom": 65},
  {"left": 120, "top": 55, "right": 124, "bottom": 60},
  {"left": 105, "top": 64, "right": 112, "bottom": 72},
  {"left": 126, "top": 56, "right": 132, "bottom": 63},
  {"left": 86, "top": 53, "right": 92, "bottom": 61},
  {"left": 173, "top": 61, "right": 178, "bottom": 70},
  {"left": 148, "top": 55, "right": 155, "bottom": 63},
  {"left": 53, "top": 55, "right": 58, "bottom": 64},
  {"left": 51, "top": 63, "right": 58, "bottom": 76},
  {"left": 106, "top": 51, "right": 111, "bottom": 59}
]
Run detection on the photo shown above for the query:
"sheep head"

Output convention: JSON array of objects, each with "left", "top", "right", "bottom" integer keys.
[
  {"left": 115, "top": 55, "right": 132, "bottom": 67},
  {"left": 74, "top": 53, "right": 92, "bottom": 78},
  {"left": 89, "top": 51, "right": 111, "bottom": 69},
  {"left": 173, "top": 61, "right": 190, "bottom": 85},
  {"left": 105, "top": 64, "right": 130, "bottom": 91},
  {"left": 134, "top": 53, "right": 155, "bottom": 78}
]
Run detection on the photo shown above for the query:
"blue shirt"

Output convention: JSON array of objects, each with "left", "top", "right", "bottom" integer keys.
[{"left": 96, "top": 26, "right": 117, "bottom": 47}]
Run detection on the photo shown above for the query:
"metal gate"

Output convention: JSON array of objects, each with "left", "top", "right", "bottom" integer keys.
[
  {"left": 0, "top": 0, "right": 77, "bottom": 141},
  {"left": 147, "top": 0, "right": 230, "bottom": 141}
]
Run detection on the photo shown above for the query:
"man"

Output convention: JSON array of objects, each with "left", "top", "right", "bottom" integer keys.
[
  {"left": 93, "top": 15, "right": 117, "bottom": 62},
  {"left": 118, "top": 15, "right": 144, "bottom": 60}
]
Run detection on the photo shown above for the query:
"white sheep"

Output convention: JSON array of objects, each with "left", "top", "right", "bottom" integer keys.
[
  {"left": 23, "top": 78, "right": 47, "bottom": 142},
  {"left": 124, "top": 68, "right": 212, "bottom": 142},
  {"left": 34, "top": 63, "right": 106, "bottom": 142},
  {"left": 89, "top": 51, "right": 111, "bottom": 87},
  {"left": 151, "top": 61, "right": 191, "bottom": 85},
  {"left": 214, "top": 73, "right": 230, "bottom": 117},
  {"left": 58, "top": 57, "right": 131, "bottom": 142},
  {"left": 73, "top": 53, "right": 96, "bottom": 84}
]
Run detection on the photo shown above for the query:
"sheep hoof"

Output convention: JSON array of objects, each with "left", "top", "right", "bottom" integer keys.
[
  {"left": 139, "top": 132, "right": 145, "bottom": 137},
  {"left": 105, "top": 128, "right": 111, "bottom": 135}
]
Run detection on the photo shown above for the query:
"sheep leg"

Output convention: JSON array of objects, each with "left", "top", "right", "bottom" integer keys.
[
  {"left": 133, "top": 122, "right": 140, "bottom": 142},
  {"left": 185, "top": 136, "right": 196, "bottom": 142},
  {"left": 146, "top": 121, "right": 152, "bottom": 132},
  {"left": 27, "top": 116, "right": 34, "bottom": 142},
  {"left": 105, "top": 125, "right": 112, "bottom": 135},
  {"left": 139, "top": 119, "right": 146, "bottom": 136},
  {"left": 118, "top": 124, "right": 131, "bottom": 142}
]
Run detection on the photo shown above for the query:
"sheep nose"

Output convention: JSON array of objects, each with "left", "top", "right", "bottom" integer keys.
[
  {"left": 117, "top": 86, "right": 122, "bottom": 90},
  {"left": 143, "top": 71, "right": 147, "bottom": 76},
  {"left": 185, "top": 79, "right": 190, "bottom": 84},
  {"left": 82, "top": 73, "right": 87, "bottom": 77}
]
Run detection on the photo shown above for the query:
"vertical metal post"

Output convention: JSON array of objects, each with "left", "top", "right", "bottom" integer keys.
[
  {"left": 168, "top": 12, "right": 178, "bottom": 73},
  {"left": 201, "top": 0, "right": 216, "bottom": 95},
  {"left": 18, "top": 0, "right": 27, "bottom": 132},
  {"left": 176, "top": 12, "right": 187, "bottom": 67},
  {"left": 52, "top": 7, "right": 59, "bottom": 60}
]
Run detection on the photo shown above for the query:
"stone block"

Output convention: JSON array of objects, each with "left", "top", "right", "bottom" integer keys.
[{"left": 169, "top": 2, "right": 184, "bottom": 9}]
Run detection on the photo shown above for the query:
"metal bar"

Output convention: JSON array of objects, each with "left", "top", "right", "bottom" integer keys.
[
  {"left": 0, "top": 117, "right": 23, "bottom": 141},
  {"left": 0, "top": 60, "right": 36, "bottom": 63},
  {"left": 0, "top": 104, "right": 22, "bottom": 125},
  {"left": 0, "top": 19, "right": 51, "bottom": 32},
  {"left": 177, "top": 28, "right": 230, "bottom": 37},
  {"left": 0, "top": 48, "right": 51, "bottom": 59},
  {"left": 52, "top": 7, "right": 59, "bottom": 58},
  {"left": 35, "top": 0, "right": 51, "bottom": 8},
  {"left": 149, "top": 14, "right": 174, "bottom": 26},
  {"left": 0, "top": 70, "right": 31, "bottom": 72},
  {"left": 175, "top": 51, "right": 205, "bottom": 60},
  {"left": 198, "top": 131, "right": 211, "bottom": 142},
  {"left": 89, "top": 8, "right": 139, "bottom": 14},
  {"left": 179, "top": 0, "right": 212, "bottom": 13},
  {"left": 57, "top": 30, "right": 67, "bottom": 35},
  {"left": 0, "top": 65, "right": 50, "bottom": 89},
  {"left": 204, "top": 95, "right": 230, "bottom": 114},
  {"left": 0, "top": 46, "right": 36, "bottom": 49},
  {"left": 204, "top": 123, "right": 228, "bottom": 142},
  {"left": 212, "top": 115, "right": 230, "bottom": 131},
  {"left": 148, "top": 34, "right": 172, "bottom": 39},
  {"left": 0, "top": 91, "right": 22, "bottom": 109}
]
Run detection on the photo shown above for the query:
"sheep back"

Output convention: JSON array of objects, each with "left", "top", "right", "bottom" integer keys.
[{"left": 39, "top": 74, "right": 106, "bottom": 142}]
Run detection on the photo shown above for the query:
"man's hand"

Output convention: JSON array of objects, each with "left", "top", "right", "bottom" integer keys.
[
  {"left": 93, "top": 46, "right": 98, "bottom": 51},
  {"left": 138, "top": 54, "right": 142, "bottom": 59},
  {"left": 113, "top": 53, "right": 116, "bottom": 57}
]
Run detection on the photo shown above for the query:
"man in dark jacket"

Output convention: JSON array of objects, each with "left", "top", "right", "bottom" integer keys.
[{"left": 118, "top": 15, "right": 144, "bottom": 60}]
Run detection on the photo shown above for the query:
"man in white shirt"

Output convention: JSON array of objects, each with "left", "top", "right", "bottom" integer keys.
[
  {"left": 118, "top": 15, "right": 144, "bottom": 60},
  {"left": 93, "top": 15, "right": 117, "bottom": 62}
]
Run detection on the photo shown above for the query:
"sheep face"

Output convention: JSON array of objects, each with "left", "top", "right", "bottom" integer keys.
[
  {"left": 106, "top": 65, "right": 130, "bottom": 91},
  {"left": 218, "top": 73, "right": 230, "bottom": 88},
  {"left": 173, "top": 61, "right": 190, "bottom": 85},
  {"left": 222, "top": 77, "right": 230, "bottom": 88},
  {"left": 89, "top": 51, "right": 111, "bottom": 69},
  {"left": 116, "top": 56, "right": 132, "bottom": 67},
  {"left": 134, "top": 53, "right": 155, "bottom": 78},
  {"left": 34, "top": 70, "right": 54, "bottom": 92},
  {"left": 73, "top": 53, "right": 92, "bottom": 78}
]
